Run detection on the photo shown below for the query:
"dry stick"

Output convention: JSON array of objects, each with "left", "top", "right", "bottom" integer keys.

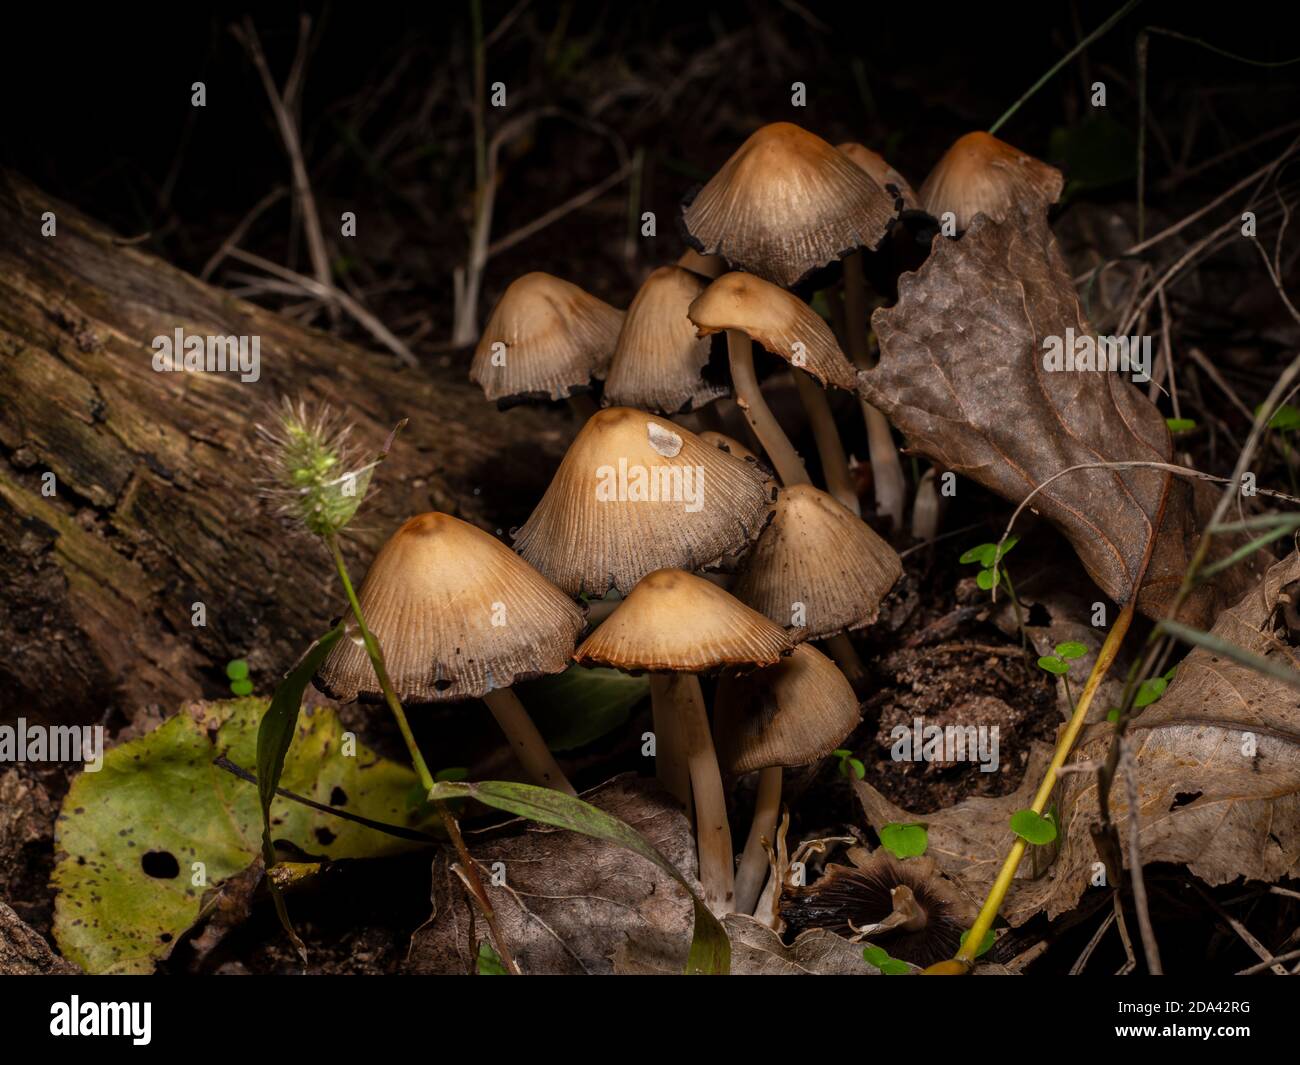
[
  {"left": 1191, "top": 881, "right": 1288, "bottom": 976},
  {"left": 200, "top": 186, "right": 287, "bottom": 281},
  {"left": 843, "top": 252, "right": 906, "bottom": 529},
  {"left": 234, "top": 17, "right": 335, "bottom": 326},
  {"left": 228, "top": 247, "right": 419, "bottom": 367},
  {"left": 727, "top": 330, "right": 810, "bottom": 488},
  {"left": 1069, "top": 901, "right": 1117, "bottom": 975},
  {"left": 480, "top": 688, "right": 576, "bottom": 795},
  {"left": 648, "top": 675, "right": 692, "bottom": 814},
  {"left": 325, "top": 534, "right": 520, "bottom": 975},
  {"left": 733, "top": 766, "right": 782, "bottom": 915},
  {"left": 1238, "top": 947, "right": 1300, "bottom": 976},
  {"left": 1120, "top": 738, "right": 1162, "bottom": 973},
  {"left": 792, "top": 369, "right": 860, "bottom": 515}
]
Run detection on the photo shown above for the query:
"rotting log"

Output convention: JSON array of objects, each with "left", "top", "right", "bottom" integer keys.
[{"left": 0, "top": 171, "right": 572, "bottom": 726}]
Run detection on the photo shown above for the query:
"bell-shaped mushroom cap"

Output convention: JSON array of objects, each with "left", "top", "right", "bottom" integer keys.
[
  {"left": 315, "top": 512, "right": 584, "bottom": 703},
  {"left": 688, "top": 272, "right": 857, "bottom": 390},
  {"left": 514, "top": 407, "right": 774, "bottom": 598},
  {"left": 677, "top": 247, "right": 726, "bottom": 279},
  {"left": 699, "top": 429, "right": 762, "bottom": 467},
  {"left": 919, "top": 131, "right": 1063, "bottom": 232},
  {"left": 714, "top": 643, "right": 860, "bottom": 773},
  {"left": 470, "top": 272, "right": 624, "bottom": 402},
  {"left": 683, "top": 122, "right": 898, "bottom": 287},
  {"left": 602, "top": 266, "right": 727, "bottom": 414},
  {"left": 780, "top": 852, "right": 977, "bottom": 967},
  {"left": 837, "top": 142, "right": 918, "bottom": 211},
  {"left": 574, "top": 568, "right": 793, "bottom": 673},
  {"left": 733, "top": 484, "right": 901, "bottom": 638}
]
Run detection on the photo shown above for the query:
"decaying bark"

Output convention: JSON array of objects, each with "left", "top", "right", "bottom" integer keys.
[{"left": 0, "top": 171, "right": 573, "bottom": 725}]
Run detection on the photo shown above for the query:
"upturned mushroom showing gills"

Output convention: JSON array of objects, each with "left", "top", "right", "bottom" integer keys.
[
  {"left": 602, "top": 265, "right": 727, "bottom": 415},
  {"left": 920, "top": 131, "right": 1063, "bottom": 233},
  {"left": 469, "top": 271, "right": 624, "bottom": 413},
  {"left": 682, "top": 121, "right": 897, "bottom": 287},
  {"left": 715, "top": 642, "right": 861, "bottom": 915},
  {"left": 513, "top": 406, "right": 774, "bottom": 599},
  {"left": 780, "top": 851, "right": 977, "bottom": 967},
  {"left": 689, "top": 271, "right": 858, "bottom": 506},
  {"left": 575, "top": 568, "right": 794, "bottom": 915},
  {"left": 314, "top": 512, "right": 585, "bottom": 794}
]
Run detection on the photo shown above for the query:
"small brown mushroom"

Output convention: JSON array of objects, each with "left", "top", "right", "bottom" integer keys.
[
  {"left": 315, "top": 512, "right": 584, "bottom": 794},
  {"left": 920, "top": 131, "right": 1063, "bottom": 232},
  {"left": 837, "top": 142, "right": 918, "bottom": 210}
]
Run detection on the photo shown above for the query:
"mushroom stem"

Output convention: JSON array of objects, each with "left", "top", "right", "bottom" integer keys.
[
  {"left": 733, "top": 765, "right": 783, "bottom": 915},
  {"left": 726, "top": 329, "right": 809, "bottom": 488},
  {"left": 842, "top": 252, "right": 906, "bottom": 529},
  {"left": 665, "top": 672, "right": 735, "bottom": 915},
  {"left": 793, "top": 369, "right": 860, "bottom": 515},
  {"left": 824, "top": 632, "right": 867, "bottom": 691},
  {"left": 648, "top": 675, "right": 692, "bottom": 814},
  {"left": 481, "top": 688, "right": 577, "bottom": 795}
]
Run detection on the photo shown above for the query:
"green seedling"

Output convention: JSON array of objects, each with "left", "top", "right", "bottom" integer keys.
[
  {"left": 1164, "top": 417, "right": 1197, "bottom": 434},
  {"left": 833, "top": 748, "right": 865, "bottom": 780},
  {"left": 959, "top": 536, "right": 1026, "bottom": 647},
  {"left": 226, "top": 658, "right": 253, "bottom": 697},
  {"left": 476, "top": 941, "right": 508, "bottom": 975},
  {"left": 863, "top": 943, "right": 914, "bottom": 975},
  {"left": 879, "top": 822, "right": 928, "bottom": 859},
  {"left": 1106, "top": 666, "right": 1177, "bottom": 723},
  {"left": 1037, "top": 640, "right": 1088, "bottom": 709},
  {"left": 1009, "top": 806, "right": 1058, "bottom": 845}
]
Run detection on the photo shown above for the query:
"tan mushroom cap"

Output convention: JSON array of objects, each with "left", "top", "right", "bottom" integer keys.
[
  {"left": 470, "top": 271, "right": 624, "bottom": 402},
  {"left": 688, "top": 272, "right": 857, "bottom": 390},
  {"left": 603, "top": 266, "right": 727, "bottom": 414},
  {"left": 699, "top": 429, "right": 761, "bottom": 467},
  {"left": 837, "top": 142, "right": 918, "bottom": 210},
  {"left": 514, "top": 407, "right": 775, "bottom": 598},
  {"left": 315, "top": 512, "right": 584, "bottom": 703},
  {"left": 714, "top": 643, "right": 861, "bottom": 773},
  {"left": 677, "top": 247, "right": 726, "bottom": 279},
  {"left": 733, "top": 484, "right": 901, "bottom": 638},
  {"left": 919, "top": 131, "right": 1063, "bottom": 232},
  {"left": 574, "top": 568, "right": 793, "bottom": 673},
  {"left": 683, "top": 122, "right": 898, "bottom": 287}
]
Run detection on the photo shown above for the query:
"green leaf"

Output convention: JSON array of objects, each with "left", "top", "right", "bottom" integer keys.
[
  {"left": 476, "top": 941, "right": 508, "bottom": 975},
  {"left": 1010, "top": 808, "right": 1058, "bottom": 845},
  {"left": 960, "top": 928, "right": 996, "bottom": 958},
  {"left": 434, "top": 766, "right": 469, "bottom": 783},
  {"left": 1263, "top": 402, "right": 1300, "bottom": 432},
  {"left": 976, "top": 567, "right": 996, "bottom": 591},
  {"left": 230, "top": 678, "right": 254, "bottom": 697},
  {"left": 833, "top": 748, "right": 852, "bottom": 758},
  {"left": 1037, "top": 655, "right": 1070, "bottom": 675},
  {"left": 1134, "top": 676, "right": 1169, "bottom": 707},
  {"left": 848, "top": 758, "right": 866, "bottom": 780},
  {"left": 995, "top": 535, "right": 1020, "bottom": 560},
  {"left": 52, "top": 698, "right": 429, "bottom": 974},
  {"left": 428, "top": 780, "right": 729, "bottom": 975},
  {"left": 226, "top": 659, "right": 250, "bottom": 681},
  {"left": 861, "top": 944, "right": 911, "bottom": 974},
  {"left": 1165, "top": 417, "right": 1197, "bottom": 433},
  {"left": 960, "top": 543, "right": 997, "bottom": 567},
  {"left": 879, "top": 957, "right": 913, "bottom": 975},
  {"left": 1054, "top": 641, "right": 1088, "bottom": 660},
  {"left": 878, "top": 822, "right": 928, "bottom": 858},
  {"left": 1106, "top": 707, "right": 1121, "bottom": 723},
  {"left": 520, "top": 664, "right": 649, "bottom": 752}
]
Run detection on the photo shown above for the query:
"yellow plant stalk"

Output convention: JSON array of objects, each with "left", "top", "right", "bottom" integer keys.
[{"left": 926, "top": 597, "right": 1137, "bottom": 974}]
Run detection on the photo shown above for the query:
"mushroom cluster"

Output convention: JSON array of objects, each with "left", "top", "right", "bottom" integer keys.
[{"left": 320, "top": 119, "right": 1060, "bottom": 925}]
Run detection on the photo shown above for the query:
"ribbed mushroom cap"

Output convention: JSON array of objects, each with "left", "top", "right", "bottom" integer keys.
[
  {"left": 514, "top": 407, "right": 775, "bottom": 598},
  {"left": 574, "top": 568, "right": 793, "bottom": 673},
  {"left": 838, "top": 142, "right": 918, "bottom": 211},
  {"left": 677, "top": 247, "right": 726, "bottom": 279},
  {"left": 315, "top": 512, "right": 584, "bottom": 703},
  {"left": 919, "top": 131, "right": 1063, "bottom": 232},
  {"left": 683, "top": 122, "right": 898, "bottom": 287},
  {"left": 780, "top": 852, "right": 977, "bottom": 966},
  {"left": 470, "top": 272, "right": 624, "bottom": 402},
  {"left": 714, "top": 643, "right": 860, "bottom": 773},
  {"left": 733, "top": 484, "right": 901, "bottom": 637},
  {"left": 699, "top": 429, "right": 762, "bottom": 467},
  {"left": 688, "top": 272, "right": 857, "bottom": 390},
  {"left": 602, "top": 266, "right": 727, "bottom": 414}
]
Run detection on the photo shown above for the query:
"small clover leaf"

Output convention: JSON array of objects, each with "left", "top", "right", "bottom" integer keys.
[
  {"left": 1054, "top": 641, "right": 1088, "bottom": 660},
  {"left": 1010, "top": 808, "right": 1058, "bottom": 845},
  {"left": 879, "top": 822, "right": 928, "bottom": 858},
  {"left": 1037, "top": 655, "right": 1070, "bottom": 676}
]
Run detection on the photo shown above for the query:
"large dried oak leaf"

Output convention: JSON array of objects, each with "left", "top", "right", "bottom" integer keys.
[{"left": 861, "top": 208, "right": 1257, "bottom": 626}]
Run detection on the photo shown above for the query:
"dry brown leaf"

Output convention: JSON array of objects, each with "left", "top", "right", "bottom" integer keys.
[
  {"left": 405, "top": 775, "right": 698, "bottom": 975},
  {"left": 861, "top": 207, "right": 1257, "bottom": 627}
]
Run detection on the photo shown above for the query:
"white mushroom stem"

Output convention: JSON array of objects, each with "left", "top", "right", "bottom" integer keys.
[
  {"left": 727, "top": 329, "right": 810, "bottom": 488},
  {"left": 733, "top": 765, "right": 783, "bottom": 915},
  {"left": 793, "top": 369, "right": 860, "bottom": 516},
  {"left": 825, "top": 632, "right": 867, "bottom": 690},
  {"left": 481, "top": 688, "right": 576, "bottom": 795},
  {"left": 664, "top": 672, "right": 735, "bottom": 915},
  {"left": 648, "top": 675, "right": 692, "bottom": 816},
  {"left": 842, "top": 252, "right": 906, "bottom": 530}
]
